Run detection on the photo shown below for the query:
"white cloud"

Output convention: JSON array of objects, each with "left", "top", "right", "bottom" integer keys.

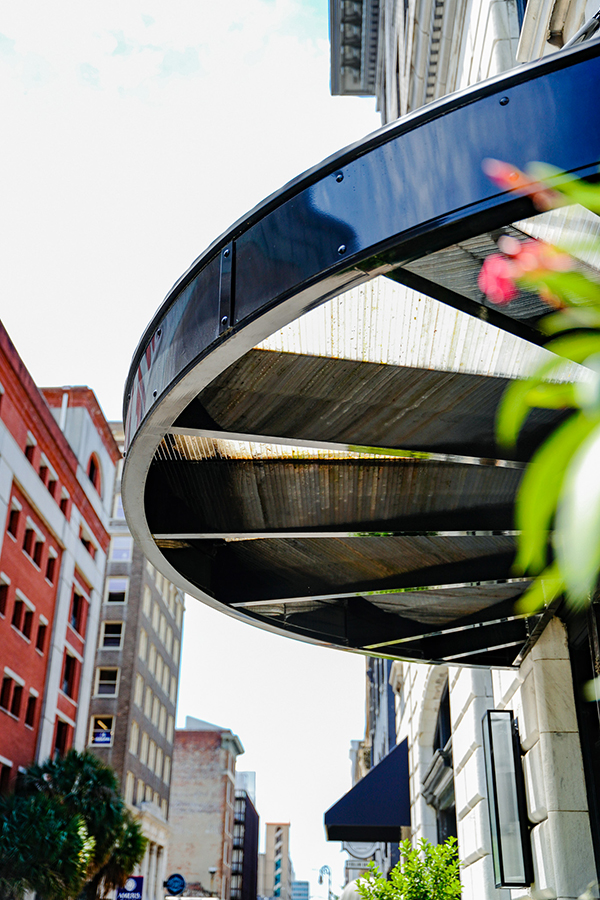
[{"left": 0, "top": 1, "right": 379, "bottom": 889}]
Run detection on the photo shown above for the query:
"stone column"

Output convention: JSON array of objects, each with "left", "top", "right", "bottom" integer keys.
[{"left": 148, "top": 842, "right": 157, "bottom": 900}]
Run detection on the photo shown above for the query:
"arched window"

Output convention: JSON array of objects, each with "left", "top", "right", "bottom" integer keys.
[{"left": 87, "top": 454, "right": 102, "bottom": 496}]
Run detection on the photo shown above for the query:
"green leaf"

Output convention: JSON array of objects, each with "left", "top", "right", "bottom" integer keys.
[
  {"left": 525, "top": 382, "right": 577, "bottom": 408},
  {"left": 554, "top": 424, "right": 600, "bottom": 606},
  {"left": 545, "top": 332, "right": 600, "bottom": 363},
  {"left": 515, "top": 411, "right": 600, "bottom": 572},
  {"left": 528, "top": 163, "right": 600, "bottom": 213},
  {"left": 514, "top": 562, "right": 564, "bottom": 614},
  {"left": 496, "top": 357, "right": 568, "bottom": 447},
  {"left": 540, "top": 308, "right": 600, "bottom": 334}
]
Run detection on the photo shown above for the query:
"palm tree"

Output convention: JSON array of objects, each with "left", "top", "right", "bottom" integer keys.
[
  {"left": 0, "top": 792, "right": 94, "bottom": 900},
  {"left": 13, "top": 750, "right": 147, "bottom": 899}
]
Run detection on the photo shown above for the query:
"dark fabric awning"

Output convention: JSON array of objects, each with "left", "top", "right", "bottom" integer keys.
[{"left": 324, "top": 739, "right": 410, "bottom": 841}]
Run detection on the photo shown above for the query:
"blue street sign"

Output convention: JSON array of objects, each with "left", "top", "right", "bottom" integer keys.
[
  {"left": 165, "top": 873, "right": 186, "bottom": 896},
  {"left": 117, "top": 876, "right": 143, "bottom": 900}
]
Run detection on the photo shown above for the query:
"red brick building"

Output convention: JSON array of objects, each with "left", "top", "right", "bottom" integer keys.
[
  {"left": 0, "top": 321, "right": 119, "bottom": 788},
  {"left": 168, "top": 717, "right": 245, "bottom": 899}
]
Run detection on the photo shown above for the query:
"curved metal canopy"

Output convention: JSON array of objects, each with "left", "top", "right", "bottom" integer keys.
[{"left": 123, "top": 40, "right": 600, "bottom": 667}]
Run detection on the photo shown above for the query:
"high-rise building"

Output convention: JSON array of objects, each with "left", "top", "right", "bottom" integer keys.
[
  {"left": 233, "top": 776, "right": 259, "bottom": 900},
  {"left": 87, "top": 422, "right": 185, "bottom": 900},
  {"left": 0, "top": 321, "right": 119, "bottom": 787},
  {"left": 259, "top": 824, "right": 294, "bottom": 900},
  {"left": 168, "top": 716, "right": 245, "bottom": 899}
]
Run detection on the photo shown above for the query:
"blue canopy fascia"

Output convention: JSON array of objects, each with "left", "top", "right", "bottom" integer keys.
[{"left": 324, "top": 739, "right": 410, "bottom": 842}]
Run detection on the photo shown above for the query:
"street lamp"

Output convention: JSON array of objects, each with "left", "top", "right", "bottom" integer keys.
[{"left": 318, "top": 866, "right": 331, "bottom": 900}]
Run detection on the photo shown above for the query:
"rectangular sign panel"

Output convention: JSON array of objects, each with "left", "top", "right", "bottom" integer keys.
[{"left": 117, "top": 876, "right": 143, "bottom": 900}]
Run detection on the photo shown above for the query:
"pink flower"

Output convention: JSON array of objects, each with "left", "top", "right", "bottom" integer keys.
[
  {"left": 478, "top": 253, "right": 518, "bottom": 305},
  {"left": 482, "top": 159, "right": 564, "bottom": 212}
]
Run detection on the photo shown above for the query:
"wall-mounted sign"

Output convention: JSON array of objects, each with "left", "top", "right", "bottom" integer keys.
[
  {"left": 164, "top": 873, "right": 186, "bottom": 896},
  {"left": 90, "top": 716, "right": 114, "bottom": 746},
  {"left": 117, "top": 876, "right": 143, "bottom": 900}
]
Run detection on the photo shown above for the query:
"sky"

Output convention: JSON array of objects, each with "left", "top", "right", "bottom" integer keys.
[{"left": 0, "top": 2, "right": 382, "bottom": 895}]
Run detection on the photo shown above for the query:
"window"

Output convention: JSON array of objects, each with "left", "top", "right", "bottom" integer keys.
[
  {"left": 173, "top": 638, "right": 180, "bottom": 662},
  {"left": 48, "top": 474, "right": 58, "bottom": 499},
  {"left": 10, "top": 684, "right": 22, "bottom": 718},
  {"left": 0, "top": 575, "right": 9, "bottom": 617},
  {"left": 0, "top": 677, "right": 12, "bottom": 710},
  {"left": 140, "top": 732, "right": 149, "bottom": 765},
  {"left": 80, "top": 527, "right": 96, "bottom": 559},
  {"left": 159, "top": 613, "right": 166, "bottom": 642},
  {"left": 0, "top": 763, "right": 11, "bottom": 795},
  {"left": 155, "top": 747, "right": 163, "bottom": 777},
  {"left": 89, "top": 715, "right": 114, "bottom": 746},
  {"left": 167, "top": 715, "right": 174, "bottom": 743},
  {"left": 87, "top": 454, "right": 102, "bottom": 496},
  {"left": 70, "top": 590, "right": 85, "bottom": 634},
  {"left": 22, "top": 607, "right": 33, "bottom": 640},
  {"left": 155, "top": 655, "right": 163, "bottom": 686},
  {"left": 176, "top": 604, "right": 183, "bottom": 628},
  {"left": 110, "top": 537, "right": 133, "bottom": 562},
  {"left": 33, "top": 536, "right": 44, "bottom": 567},
  {"left": 138, "top": 628, "right": 148, "bottom": 661},
  {"left": 163, "top": 756, "right": 171, "bottom": 785},
  {"left": 143, "top": 585, "right": 151, "bottom": 617},
  {"left": 162, "top": 666, "right": 170, "bottom": 695},
  {"left": 159, "top": 704, "right": 167, "bottom": 735},
  {"left": 161, "top": 798, "right": 168, "bottom": 817},
  {"left": 166, "top": 626, "right": 173, "bottom": 655},
  {"left": 54, "top": 720, "right": 70, "bottom": 759},
  {"left": 144, "top": 687, "right": 152, "bottom": 718},
  {"left": 22, "top": 525, "right": 34, "bottom": 557},
  {"left": 113, "top": 494, "right": 125, "bottom": 519},
  {"left": 38, "top": 458, "right": 49, "bottom": 486},
  {"left": 137, "top": 779, "right": 145, "bottom": 804},
  {"left": 153, "top": 790, "right": 160, "bottom": 807},
  {"left": 125, "top": 771, "right": 135, "bottom": 804},
  {"left": 12, "top": 595, "right": 34, "bottom": 640},
  {"left": 106, "top": 577, "right": 128, "bottom": 604},
  {"left": 145, "top": 784, "right": 152, "bottom": 802},
  {"left": 24, "top": 433, "right": 36, "bottom": 464},
  {"left": 7, "top": 503, "right": 20, "bottom": 539},
  {"left": 129, "top": 721, "right": 139, "bottom": 755},
  {"left": 148, "top": 740, "right": 156, "bottom": 772},
  {"left": 45, "top": 550, "right": 57, "bottom": 583},
  {"left": 95, "top": 668, "right": 119, "bottom": 697},
  {"left": 60, "top": 489, "right": 70, "bottom": 517},
  {"left": 152, "top": 602, "right": 160, "bottom": 632},
  {"left": 152, "top": 696, "right": 160, "bottom": 727},
  {"left": 170, "top": 674, "right": 177, "bottom": 705},
  {"left": 134, "top": 675, "right": 144, "bottom": 707},
  {"left": 36, "top": 619, "right": 47, "bottom": 653},
  {"left": 148, "top": 644, "right": 156, "bottom": 677},
  {"left": 102, "top": 622, "right": 123, "bottom": 649},
  {"left": 62, "top": 655, "right": 78, "bottom": 698}
]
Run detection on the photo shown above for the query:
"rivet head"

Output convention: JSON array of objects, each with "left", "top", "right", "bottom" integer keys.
[
  {"left": 156, "top": 328, "right": 162, "bottom": 337},
  {"left": 499, "top": 96, "right": 509, "bottom": 106},
  {"left": 336, "top": 173, "right": 344, "bottom": 183},
  {"left": 338, "top": 244, "right": 346, "bottom": 255},
  {"left": 223, "top": 248, "right": 230, "bottom": 258},
  {"left": 152, "top": 390, "right": 157, "bottom": 398},
  {"left": 221, "top": 315, "right": 229, "bottom": 327}
]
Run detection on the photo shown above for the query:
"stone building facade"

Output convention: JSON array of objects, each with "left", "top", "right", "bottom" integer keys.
[
  {"left": 87, "top": 422, "right": 185, "bottom": 900},
  {"left": 330, "top": 1, "right": 600, "bottom": 898}
]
